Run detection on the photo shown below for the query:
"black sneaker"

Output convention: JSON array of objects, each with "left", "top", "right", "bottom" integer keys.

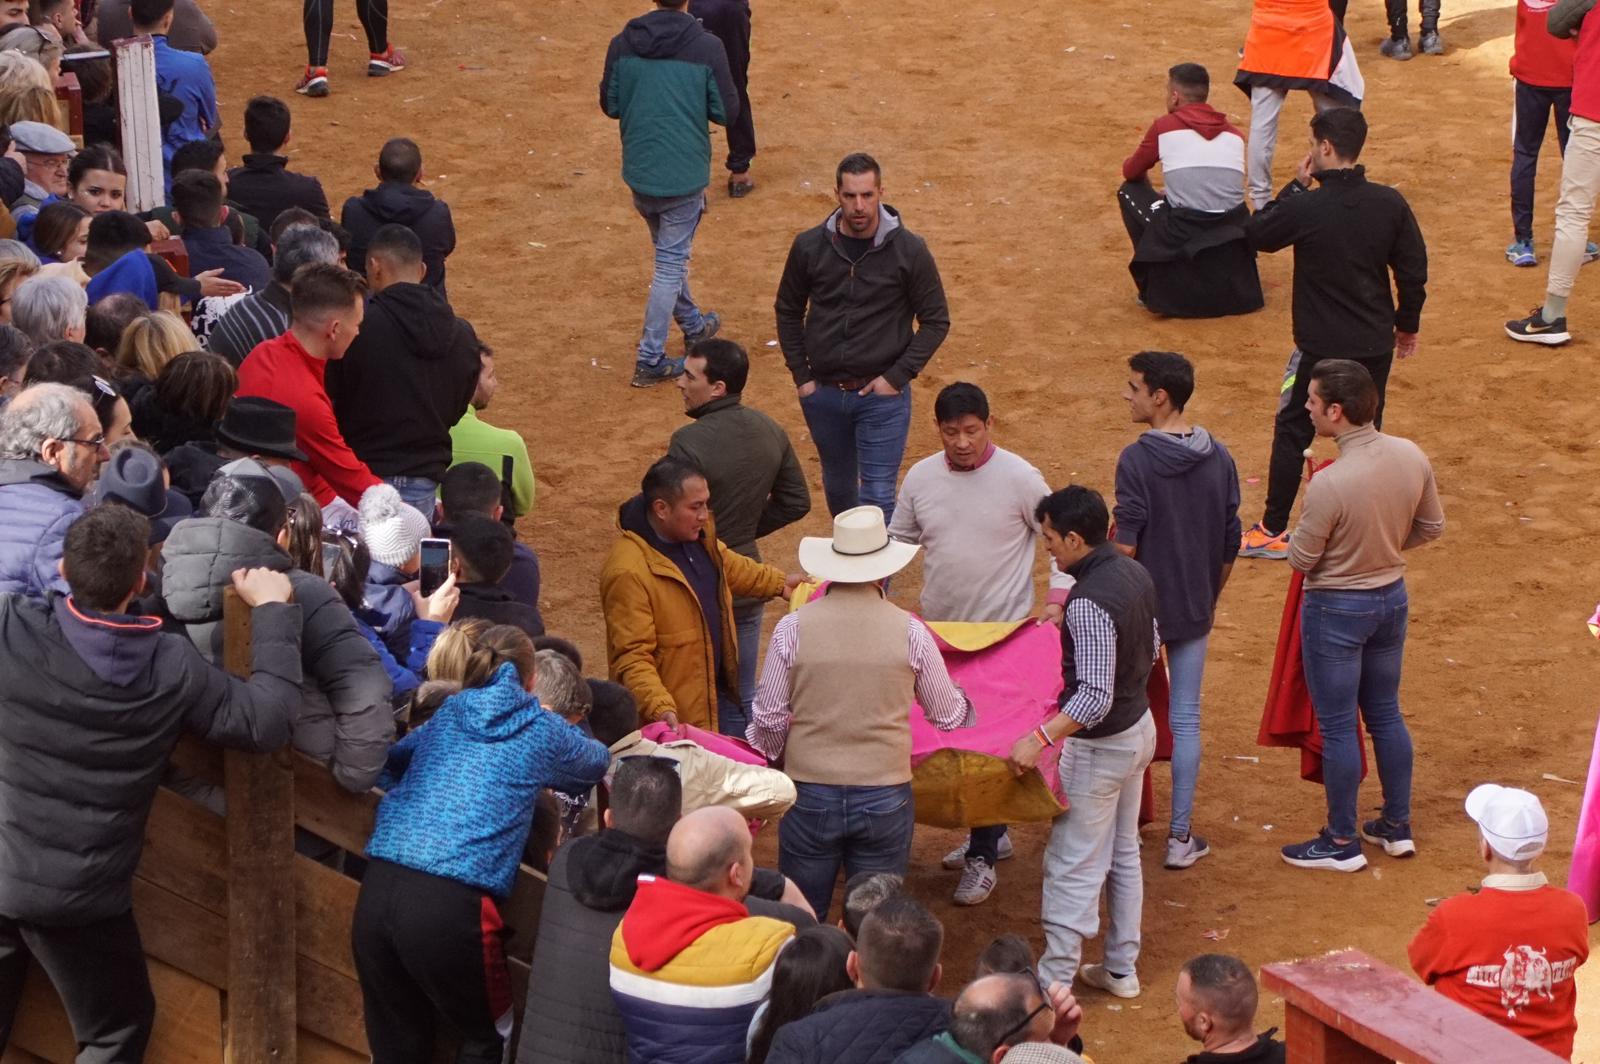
[
  {"left": 1280, "top": 829, "right": 1366, "bottom": 872},
  {"left": 1505, "top": 307, "right": 1571, "bottom": 345},
  {"left": 631, "top": 357, "right": 685, "bottom": 388},
  {"left": 1380, "top": 35, "right": 1414, "bottom": 60},
  {"left": 1360, "top": 817, "right": 1416, "bottom": 857},
  {"left": 683, "top": 311, "right": 721, "bottom": 349}
]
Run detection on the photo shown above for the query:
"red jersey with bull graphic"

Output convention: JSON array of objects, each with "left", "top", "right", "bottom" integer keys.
[{"left": 1408, "top": 874, "right": 1589, "bottom": 1059}]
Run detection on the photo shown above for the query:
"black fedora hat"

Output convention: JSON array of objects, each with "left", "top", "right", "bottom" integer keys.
[{"left": 216, "top": 397, "right": 308, "bottom": 462}]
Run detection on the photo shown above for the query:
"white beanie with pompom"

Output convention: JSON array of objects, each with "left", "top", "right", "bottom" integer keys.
[{"left": 359, "top": 484, "right": 432, "bottom": 567}]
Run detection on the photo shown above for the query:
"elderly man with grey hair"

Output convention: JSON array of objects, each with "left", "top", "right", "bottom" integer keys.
[
  {"left": 206, "top": 224, "right": 341, "bottom": 366},
  {"left": 0, "top": 383, "right": 106, "bottom": 597},
  {"left": 11, "top": 275, "right": 88, "bottom": 348}
]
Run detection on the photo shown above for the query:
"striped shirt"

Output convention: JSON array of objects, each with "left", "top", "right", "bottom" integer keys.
[
  {"left": 205, "top": 284, "right": 290, "bottom": 367},
  {"left": 1059, "top": 598, "right": 1162, "bottom": 729},
  {"left": 746, "top": 610, "right": 973, "bottom": 760}
]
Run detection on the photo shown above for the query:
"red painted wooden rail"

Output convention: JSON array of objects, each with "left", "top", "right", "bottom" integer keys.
[{"left": 1261, "top": 948, "right": 1566, "bottom": 1064}]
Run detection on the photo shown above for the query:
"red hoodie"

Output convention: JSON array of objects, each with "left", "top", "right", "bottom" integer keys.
[
  {"left": 1513, "top": 0, "right": 1577, "bottom": 88},
  {"left": 1123, "top": 102, "right": 1246, "bottom": 212},
  {"left": 619, "top": 875, "right": 750, "bottom": 972}
]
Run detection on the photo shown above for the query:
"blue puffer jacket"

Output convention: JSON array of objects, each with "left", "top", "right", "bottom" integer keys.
[
  {"left": 0, "top": 459, "right": 84, "bottom": 599},
  {"left": 366, "top": 662, "right": 610, "bottom": 898},
  {"left": 356, "top": 616, "right": 441, "bottom": 699},
  {"left": 766, "top": 989, "right": 952, "bottom": 1064},
  {"left": 358, "top": 560, "right": 416, "bottom": 660}
]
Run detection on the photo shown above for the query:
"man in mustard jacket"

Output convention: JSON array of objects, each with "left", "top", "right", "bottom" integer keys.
[{"left": 601, "top": 455, "right": 799, "bottom": 734}]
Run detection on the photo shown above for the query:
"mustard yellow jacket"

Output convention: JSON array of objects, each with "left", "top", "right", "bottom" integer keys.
[{"left": 600, "top": 502, "right": 785, "bottom": 732}]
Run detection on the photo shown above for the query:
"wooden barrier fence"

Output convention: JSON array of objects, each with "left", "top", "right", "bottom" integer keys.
[
  {"left": 1264, "top": 948, "right": 1567, "bottom": 1063},
  {"left": 3, "top": 592, "right": 546, "bottom": 1063}
]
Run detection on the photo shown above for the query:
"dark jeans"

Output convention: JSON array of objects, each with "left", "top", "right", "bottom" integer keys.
[
  {"left": 799, "top": 385, "right": 913, "bottom": 523},
  {"left": 1262, "top": 349, "right": 1391, "bottom": 533},
  {"left": 352, "top": 859, "right": 512, "bottom": 1064},
  {"left": 1513, "top": 80, "right": 1574, "bottom": 241},
  {"left": 303, "top": 0, "right": 387, "bottom": 66},
  {"left": 1384, "top": 0, "right": 1440, "bottom": 38},
  {"left": 716, "top": 687, "right": 747, "bottom": 746},
  {"left": 691, "top": 0, "right": 756, "bottom": 173},
  {"left": 967, "top": 824, "right": 1009, "bottom": 865},
  {"left": 779, "top": 782, "right": 915, "bottom": 920},
  {"left": 1301, "top": 580, "right": 1413, "bottom": 840},
  {"left": 731, "top": 598, "right": 763, "bottom": 729},
  {"left": 0, "top": 909, "right": 155, "bottom": 1063}
]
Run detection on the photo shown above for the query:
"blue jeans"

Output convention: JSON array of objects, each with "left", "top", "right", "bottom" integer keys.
[
  {"left": 798, "top": 385, "right": 913, "bottom": 522},
  {"left": 779, "top": 782, "right": 915, "bottom": 920},
  {"left": 1164, "top": 635, "right": 1209, "bottom": 839},
  {"left": 715, "top": 688, "right": 746, "bottom": 748},
  {"left": 632, "top": 190, "right": 710, "bottom": 365},
  {"left": 1300, "top": 580, "right": 1413, "bottom": 840},
  {"left": 731, "top": 599, "right": 763, "bottom": 729},
  {"left": 383, "top": 475, "right": 437, "bottom": 522}
]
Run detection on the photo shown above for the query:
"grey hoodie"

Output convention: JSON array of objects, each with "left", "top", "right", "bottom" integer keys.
[{"left": 161, "top": 516, "right": 395, "bottom": 792}]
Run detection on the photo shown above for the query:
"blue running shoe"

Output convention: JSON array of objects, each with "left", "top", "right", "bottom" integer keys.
[
  {"left": 1586, "top": 241, "right": 1600, "bottom": 264},
  {"left": 1361, "top": 817, "right": 1416, "bottom": 857},
  {"left": 1506, "top": 239, "right": 1536, "bottom": 267},
  {"left": 1281, "top": 829, "right": 1367, "bottom": 872}
]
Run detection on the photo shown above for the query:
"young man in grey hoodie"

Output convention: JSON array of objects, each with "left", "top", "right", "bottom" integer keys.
[{"left": 1112, "top": 351, "right": 1240, "bottom": 871}]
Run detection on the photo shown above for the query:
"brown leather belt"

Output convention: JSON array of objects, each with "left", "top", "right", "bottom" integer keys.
[{"left": 820, "top": 376, "right": 874, "bottom": 391}]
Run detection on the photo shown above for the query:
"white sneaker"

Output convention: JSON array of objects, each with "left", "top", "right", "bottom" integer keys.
[
  {"left": 1078, "top": 963, "right": 1140, "bottom": 999},
  {"left": 940, "top": 831, "right": 1015, "bottom": 870},
  {"left": 953, "top": 858, "right": 997, "bottom": 906},
  {"left": 1164, "top": 833, "right": 1211, "bottom": 869}
]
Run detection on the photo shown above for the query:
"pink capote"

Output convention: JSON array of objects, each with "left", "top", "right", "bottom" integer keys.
[
  {"left": 1569, "top": 604, "right": 1600, "bottom": 922},
  {"left": 639, "top": 721, "right": 766, "bottom": 765}
]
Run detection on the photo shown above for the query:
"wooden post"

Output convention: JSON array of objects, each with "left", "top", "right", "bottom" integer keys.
[
  {"left": 222, "top": 589, "right": 299, "bottom": 1064},
  {"left": 112, "top": 36, "right": 164, "bottom": 212}
]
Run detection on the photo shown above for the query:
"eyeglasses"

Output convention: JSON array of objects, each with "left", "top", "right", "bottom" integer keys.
[
  {"left": 994, "top": 998, "right": 1053, "bottom": 1048},
  {"left": 58, "top": 434, "right": 106, "bottom": 450}
]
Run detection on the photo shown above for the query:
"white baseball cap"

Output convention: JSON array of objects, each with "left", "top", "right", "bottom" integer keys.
[{"left": 1465, "top": 783, "right": 1548, "bottom": 861}]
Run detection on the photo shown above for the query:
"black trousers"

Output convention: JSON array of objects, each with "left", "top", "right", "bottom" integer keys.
[
  {"left": 304, "top": 0, "right": 389, "bottom": 67},
  {"left": 691, "top": 0, "right": 756, "bottom": 173},
  {"left": 1512, "top": 79, "right": 1574, "bottom": 241},
  {"left": 1261, "top": 349, "right": 1391, "bottom": 533},
  {"left": 1118, "top": 179, "right": 1159, "bottom": 250},
  {"left": 0, "top": 909, "right": 156, "bottom": 1064},
  {"left": 1384, "top": 0, "right": 1441, "bottom": 38},
  {"left": 352, "top": 859, "right": 511, "bottom": 1064}
]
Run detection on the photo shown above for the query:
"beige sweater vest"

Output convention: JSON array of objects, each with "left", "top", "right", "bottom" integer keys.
[{"left": 785, "top": 584, "right": 916, "bottom": 786}]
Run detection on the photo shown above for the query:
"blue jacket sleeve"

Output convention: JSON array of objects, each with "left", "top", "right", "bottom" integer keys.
[
  {"left": 540, "top": 717, "right": 612, "bottom": 794},
  {"left": 376, "top": 724, "right": 423, "bottom": 791}
]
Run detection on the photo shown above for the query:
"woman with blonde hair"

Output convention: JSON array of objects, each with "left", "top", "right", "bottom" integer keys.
[
  {"left": 113, "top": 310, "right": 199, "bottom": 384},
  {"left": 0, "top": 243, "right": 39, "bottom": 325},
  {"left": 353, "top": 618, "right": 608, "bottom": 1064}
]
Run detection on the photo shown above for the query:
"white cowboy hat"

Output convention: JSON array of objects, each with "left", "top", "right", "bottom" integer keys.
[{"left": 798, "top": 506, "right": 919, "bottom": 584}]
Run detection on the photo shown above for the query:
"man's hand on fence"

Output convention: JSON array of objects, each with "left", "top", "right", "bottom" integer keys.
[{"left": 232, "top": 567, "right": 294, "bottom": 606}]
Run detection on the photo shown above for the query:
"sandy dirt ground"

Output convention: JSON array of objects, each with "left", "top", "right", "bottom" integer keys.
[{"left": 200, "top": 0, "right": 1600, "bottom": 1058}]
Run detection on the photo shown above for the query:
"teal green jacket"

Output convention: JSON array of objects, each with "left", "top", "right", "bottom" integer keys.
[{"left": 600, "top": 9, "right": 739, "bottom": 198}]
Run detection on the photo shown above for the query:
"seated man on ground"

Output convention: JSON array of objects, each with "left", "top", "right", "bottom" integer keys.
[
  {"left": 1408, "top": 784, "right": 1589, "bottom": 1060},
  {"left": 1174, "top": 954, "right": 1285, "bottom": 1063},
  {"left": 0, "top": 382, "right": 105, "bottom": 597},
  {"left": 449, "top": 340, "right": 534, "bottom": 520},
  {"left": 609, "top": 805, "right": 798, "bottom": 1063},
  {"left": 1118, "top": 62, "right": 1262, "bottom": 318},
  {"left": 205, "top": 221, "right": 339, "bottom": 367},
  {"left": 0, "top": 504, "right": 301, "bottom": 1061},
  {"left": 765, "top": 895, "right": 952, "bottom": 1064},
  {"left": 449, "top": 511, "right": 544, "bottom": 637},
  {"left": 342, "top": 137, "right": 455, "bottom": 295},
  {"left": 439, "top": 460, "right": 539, "bottom": 610},
  {"left": 520, "top": 757, "right": 810, "bottom": 1064},
  {"left": 896, "top": 972, "right": 1084, "bottom": 1064}
]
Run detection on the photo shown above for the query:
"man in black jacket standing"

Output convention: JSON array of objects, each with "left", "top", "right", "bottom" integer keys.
[
  {"left": 326, "top": 224, "right": 481, "bottom": 518},
  {"left": 775, "top": 152, "right": 950, "bottom": 524},
  {"left": 0, "top": 504, "right": 304, "bottom": 1060},
  {"left": 1239, "top": 108, "right": 1427, "bottom": 562},
  {"left": 668, "top": 337, "right": 809, "bottom": 736},
  {"left": 342, "top": 138, "right": 456, "bottom": 297}
]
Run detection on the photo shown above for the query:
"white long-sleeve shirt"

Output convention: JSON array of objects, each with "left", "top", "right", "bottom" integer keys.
[{"left": 888, "top": 444, "right": 1071, "bottom": 622}]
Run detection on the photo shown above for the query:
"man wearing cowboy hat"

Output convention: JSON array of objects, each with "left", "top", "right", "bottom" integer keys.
[
  {"left": 164, "top": 396, "right": 309, "bottom": 509},
  {"left": 747, "top": 504, "right": 974, "bottom": 920}
]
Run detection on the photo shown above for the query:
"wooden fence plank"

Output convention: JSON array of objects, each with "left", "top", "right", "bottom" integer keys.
[
  {"left": 222, "top": 590, "right": 298, "bottom": 1064},
  {"left": 290, "top": 752, "right": 377, "bottom": 853},
  {"left": 137, "top": 787, "right": 227, "bottom": 914},
  {"left": 298, "top": 1029, "right": 370, "bottom": 1064}
]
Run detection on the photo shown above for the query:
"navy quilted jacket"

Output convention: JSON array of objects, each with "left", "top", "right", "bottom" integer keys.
[
  {"left": 0, "top": 460, "right": 83, "bottom": 599},
  {"left": 766, "top": 989, "right": 952, "bottom": 1064},
  {"left": 366, "top": 662, "right": 610, "bottom": 898}
]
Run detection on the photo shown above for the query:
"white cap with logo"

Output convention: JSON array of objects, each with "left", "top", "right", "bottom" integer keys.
[{"left": 1465, "top": 783, "right": 1549, "bottom": 861}]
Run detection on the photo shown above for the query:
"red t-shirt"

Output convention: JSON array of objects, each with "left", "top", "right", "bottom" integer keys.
[
  {"left": 1572, "top": 7, "right": 1600, "bottom": 120},
  {"left": 1407, "top": 878, "right": 1589, "bottom": 1059},
  {"left": 1513, "top": 0, "right": 1577, "bottom": 87}
]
